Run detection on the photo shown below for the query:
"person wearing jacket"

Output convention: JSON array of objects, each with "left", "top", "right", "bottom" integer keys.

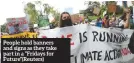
[{"left": 128, "top": 32, "right": 134, "bottom": 54}]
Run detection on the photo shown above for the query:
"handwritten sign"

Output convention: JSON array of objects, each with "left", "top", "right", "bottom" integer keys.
[
  {"left": 93, "top": 7, "right": 100, "bottom": 15},
  {"left": 6, "top": 17, "right": 29, "bottom": 34},
  {"left": 107, "top": 4, "right": 116, "bottom": 13}
]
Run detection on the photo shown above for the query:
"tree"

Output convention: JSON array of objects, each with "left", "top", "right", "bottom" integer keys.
[
  {"left": 43, "top": 4, "right": 54, "bottom": 16},
  {"left": 25, "top": 1, "right": 60, "bottom": 27},
  {"left": 35, "top": 1, "right": 43, "bottom": 16},
  {"left": 24, "top": 3, "right": 39, "bottom": 25},
  {"left": 34, "top": 1, "right": 50, "bottom": 27},
  {"left": 52, "top": 10, "right": 60, "bottom": 21},
  {"left": 35, "top": 1, "right": 54, "bottom": 16},
  {"left": 1, "top": 24, "right": 6, "bottom": 32}
]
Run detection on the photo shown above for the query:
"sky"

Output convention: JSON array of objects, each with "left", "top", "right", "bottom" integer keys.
[{"left": 0, "top": 0, "right": 133, "bottom": 25}]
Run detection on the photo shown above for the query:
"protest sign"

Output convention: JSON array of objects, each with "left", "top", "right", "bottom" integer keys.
[
  {"left": 38, "top": 24, "right": 134, "bottom": 63},
  {"left": 71, "top": 14, "right": 80, "bottom": 23},
  {"left": 93, "top": 7, "right": 100, "bottom": 15},
  {"left": 1, "top": 32, "right": 37, "bottom": 38},
  {"left": 107, "top": 4, "right": 116, "bottom": 13},
  {"left": 6, "top": 17, "right": 29, "bottom": 34}
]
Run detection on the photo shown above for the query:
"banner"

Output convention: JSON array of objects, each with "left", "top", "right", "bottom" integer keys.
[
  {"left": 38, "top": 24, "right": 134, "bottom": 63},
  {"left": 6, "top": 17, "right": 29, "bottom": 34},
  {"left": 1, "top": 32, "right": 37, "bottom": 38}
]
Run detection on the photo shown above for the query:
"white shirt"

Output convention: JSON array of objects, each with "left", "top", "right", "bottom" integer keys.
[{"left": 119, "top": 20, "right": 125, "bottom": 27}]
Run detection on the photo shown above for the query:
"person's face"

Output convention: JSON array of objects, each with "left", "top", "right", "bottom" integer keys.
[
  {"left": 104, "top": 16, "right": 107, "bottom": 19},
  {"left": 111, "top": 17, "right": 115, "bottom": 21},
  {"left": 62, "top": 14, "right": 70, "bottom": 20}
]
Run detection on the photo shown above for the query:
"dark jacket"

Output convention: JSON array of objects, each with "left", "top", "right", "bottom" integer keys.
[{"left": 128, "top": 32, "right": 134, "bottom": 54}]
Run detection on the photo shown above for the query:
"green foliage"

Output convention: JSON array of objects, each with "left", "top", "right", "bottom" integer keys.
[
  {"left": 50, "top": 8, "right": 60, "bottom": 22},
  {"left": 38, "top": 18, "right": 49, "bottom": 27},
  {"left": 100, "top": 5, "right": 107, "bottom": 15},
  {"left": 88, "top": 15, "right": 103, "bottom": 21},
  {"left": 1, "top": 24, "right": 6, "bottom": 32},
  {"left": 24, "top": 1, "right": 61, "bottom": 27},
  {"left": 54, "top": 12, "right": 60, "bottom": 22},
  {"left": 24, "top": 3, "right": 39, "bottom": 24},
  {"left": 43, "top": 4, "right": 54, "bottom": 15},
  {"left": 88, "top": 16, "right": 97, "bottom": 21}
]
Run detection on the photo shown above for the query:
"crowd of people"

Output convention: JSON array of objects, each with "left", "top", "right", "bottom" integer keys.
[
  {"left": 57, "top": 9, "right": 134, "bottom": 54},
  {"left": 1, "top": 6, "right": 134, "bottom": 55},
  {"left": 48, "top": 8, "right": 134, "bottom": 30},
  {"left": 1, "top": 8, "right": 134, "bottom": 35},
  {"left": 95, "top": 8, "right": 134, "bottom": 29},
  {"left": 99, "top": 10, "right": 132, "bottom": 29}
]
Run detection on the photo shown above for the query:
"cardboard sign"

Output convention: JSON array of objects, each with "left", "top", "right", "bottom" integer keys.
[
  {"left": 71, "top": 14, "right": 80, "bottom": 23},
  {"left": 93, "top": 7, "right": 100, "bottom": 15},
  {"left": 6, "top": 17, "right": 29, "bottom": 34},
  {"left": 107, "top": 4, "right": 117, "bottom": 13}
]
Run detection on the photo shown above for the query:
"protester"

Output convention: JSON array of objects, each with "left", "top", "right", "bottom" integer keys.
[
  {"left": 49, "top": 23, "right": 55, "bottom": 29},
  {"left": 84, "top": 16, "right": 89, "bottom": 24},
  {"left": 59, "top": 12, "right": 73, "bottom": 27},
  {"left": 73, "top": 23, "right": 77, "bottom": 25},
  {"left": 96, "top": 17, "right": 102, "bottom": 27},
  {"left": 29, "top": 27, "right": 35, "bottom": 32},
  {"left": 129, "top": 15, "right": 134, "bottom": 29},
  {"left": 14, "top": 24, "right": 21, "bottom": 34},
  {"left": 102, "top": 14, "right": 109, "bottom": 28},
  {"left": 80, "top": 17, "right": 83, "bottom": 24},
  {"left": 129, "top": 7, "right": 134, "bottom": 29},
  {"left": 128, "top": 32, "right": 134, "bottom": 54},
  {"left": 109, "top": 15, "right": 117, "bottom": 27},
  {"left": 118, "top": 9, "right": 130, "bottom": 29}
]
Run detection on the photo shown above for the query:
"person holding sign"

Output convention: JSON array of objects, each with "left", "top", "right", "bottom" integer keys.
[
  {"left": 59, "top": 12, "right": 73, "bottom": 27},
  {"left": 14, "top": 24, "right": 21, "bottom": 34},
  {"left": 128, "top": 32, "right": 134, "bottom": 54},
  {"left": 118, "top": 8, "right": 130, "bottom": 29},
  {"left": 96, "top": 17, "right": 102, "bottom": 27},
  {"left": 102, "top": 14, "right": 109, "bottom": 28},
  {"left": 109, "top": 14, "right": 117, "bottom": 27}
]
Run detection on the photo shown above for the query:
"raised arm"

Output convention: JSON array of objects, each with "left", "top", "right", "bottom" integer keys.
[{"left": 124, "top": 9, "right": 130, "bottom": 28}]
